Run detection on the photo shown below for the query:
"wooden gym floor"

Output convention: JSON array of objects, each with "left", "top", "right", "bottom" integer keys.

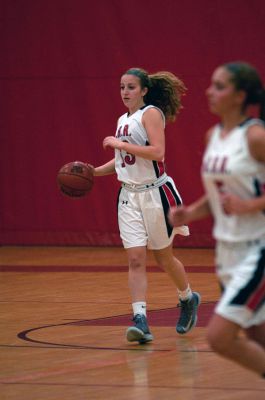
[{"left": 0, "top": 246, "right": 264, "bottom": 399}]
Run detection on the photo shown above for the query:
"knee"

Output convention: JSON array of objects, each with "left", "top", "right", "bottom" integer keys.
[{"left": 129, "top": 256, "right": 145, "bottom": 270}]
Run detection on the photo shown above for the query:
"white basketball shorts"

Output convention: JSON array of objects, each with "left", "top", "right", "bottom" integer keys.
[
  {"left": 117, "top": 176, "right": 189, "bottom": 250},
  {"left": 215, "top": 239, "right": 265, "bottom": 328}
]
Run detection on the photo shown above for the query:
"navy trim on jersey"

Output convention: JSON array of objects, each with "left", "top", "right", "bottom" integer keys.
[
  {"left": 127, "top": 104, "right": 148, "bottom": 117},
  {"left": 153, "top": 160, "right": 160, "bottom": 178},
  {"left": 239, "top": 117, "right": 252, "bottom": 127},
  {"left": 230, "top": 248, "right": 265, "bottom": 312},
  {"left": 219, "top": 117, "right": 252, "bottom": 129},
  {"left": 254, "top": 178, "right": 262, "bottom": 196},
  {"left": 253, "top": 178, "right": 265, "bottom": 214}
]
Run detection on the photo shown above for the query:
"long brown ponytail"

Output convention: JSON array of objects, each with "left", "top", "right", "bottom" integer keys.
[{"left": 125, "top": 68, "right": 187, "bottom": 122}]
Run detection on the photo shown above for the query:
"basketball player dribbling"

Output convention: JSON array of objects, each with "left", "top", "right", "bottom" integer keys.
[
  {"left": 92, "top": 68, "right": 200, "bottom": 343},
  {"left": 169, "top": 61, "right": 265, "bottom": 377}
]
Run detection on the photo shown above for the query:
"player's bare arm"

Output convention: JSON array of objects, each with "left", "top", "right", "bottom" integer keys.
[
  {"left": 168, "top": 195, "right": 211, "bottom": 227},
  {"left": 94, "top": 158, "right": 116, "bottom": 176},
  {"left": 221, "top": 125, "right": 265, "bottom": 215},
  {"left": 248, "top": 124, "right": 265, "bottom": 163}
]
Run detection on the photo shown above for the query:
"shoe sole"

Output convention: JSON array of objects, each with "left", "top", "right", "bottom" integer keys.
[
  {"left": 176, "top": 292, "right": 201, "bottom": 335},
  {"left": 126, "top": 327, "right": 153, "bottom": 343}
]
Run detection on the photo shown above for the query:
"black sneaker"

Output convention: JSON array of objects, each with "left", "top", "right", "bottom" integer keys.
[
  {"left": 176, "top": 292, "right": 201, "bottom": 335},
  {"left": 126, "top": 314, "right": 154, "bottom": 343}
]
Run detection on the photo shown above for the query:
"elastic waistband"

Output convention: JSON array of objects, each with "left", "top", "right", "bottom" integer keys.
[
  {"left": 121, "top": 173, "right": 168, "bottom": 192},
  {"left": 218, "top": 238, "right": 265, "bottom": 248}
]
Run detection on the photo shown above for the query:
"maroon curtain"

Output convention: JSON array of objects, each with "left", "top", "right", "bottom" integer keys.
[{"left": 1, "top": 0, "right": 264, "bottom": 247}]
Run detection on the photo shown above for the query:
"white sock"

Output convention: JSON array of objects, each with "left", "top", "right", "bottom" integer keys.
[
  {"left": 132, "top": 301, "right": 147, "bottom": 316},
  {"left": 178, "top": 285, "right": 192, "bottom": 302}
]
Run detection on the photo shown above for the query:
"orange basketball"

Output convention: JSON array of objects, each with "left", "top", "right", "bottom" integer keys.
[{"left": 57, "top": 161, "right": 94, "bottom": 198}]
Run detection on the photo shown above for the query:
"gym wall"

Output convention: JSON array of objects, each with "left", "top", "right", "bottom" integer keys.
[{"left": 1, "top": 0, "right": 264, "bottom": 247}]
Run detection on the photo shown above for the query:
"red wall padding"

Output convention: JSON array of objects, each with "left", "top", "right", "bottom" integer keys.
[{"left": 1, "top": 0, "right": 265, "bottom": 247}]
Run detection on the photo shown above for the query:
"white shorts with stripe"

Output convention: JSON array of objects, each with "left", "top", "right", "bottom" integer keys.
[
  {"left": 215, "top": 239, "right": 265, "bottom": 328},
  {"left": 117, "top": 175, "right": 189, "bottom": 250}
]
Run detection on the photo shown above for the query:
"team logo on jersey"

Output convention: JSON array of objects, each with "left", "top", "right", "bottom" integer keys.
[
  {"left": 116, "top": 124, "right": 131, "bottom": 138},
  {"left": 202, "top": 156, "right": 229, "bottom": 174}
]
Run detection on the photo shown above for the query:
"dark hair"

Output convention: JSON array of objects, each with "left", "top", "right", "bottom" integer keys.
[
  {"left": 124, "top": 68, "right": 187, "bottom": 122},
  {"left": 223, "top": 61, "right": 265, "bottom": 120}
]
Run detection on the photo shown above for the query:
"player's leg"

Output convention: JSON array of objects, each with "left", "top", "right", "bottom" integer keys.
[
  {"left": 153, "top": 244, "right": 200, "bottom": 334},
  {"left": 127, "top": 246, "right": 147, "bottom": 303},
  {"left": 142, "top": 181, "right": 200, "bottom": 335},
  {"left": 153, "top": 244, "right": 189, "bottom": 290},
  {"left": 125, "top": 246, "right": 153, "bottom": 343},
  {"left": 212, "top": 241, "right": 265, "bottom": 375},
  {"left": 207, "top": 313, "right": 265, "bottom": 376},
  {"left": 118, "top": 189, "right": 153, "bottom": 343}
]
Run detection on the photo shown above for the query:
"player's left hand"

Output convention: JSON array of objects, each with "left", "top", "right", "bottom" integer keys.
[
  {"left": 220, "top": 193, "right": 250, "bottom": 215},
  {"left": 103, "top": 136, "right": 122, "bottom": 150}
]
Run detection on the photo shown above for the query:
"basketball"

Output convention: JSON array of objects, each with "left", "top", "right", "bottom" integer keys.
[{"left": 57, "top": 161, "right": 94, "bottom": 197}]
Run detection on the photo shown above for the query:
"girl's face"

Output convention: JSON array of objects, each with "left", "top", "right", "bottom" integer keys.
[
  {"left": 206, "top": 66, "right": 245, "bottom": 116},
  {"left": 120, "top": 74, "right": 147, "bottom": 112}
]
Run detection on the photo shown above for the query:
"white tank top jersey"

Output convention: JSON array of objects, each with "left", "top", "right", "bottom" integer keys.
[
  {"left": 115, "top": 105, "right": 166, "bottom": 185},
  {"left": 202, "top": 118, "right": 265, "bottom": 242}
]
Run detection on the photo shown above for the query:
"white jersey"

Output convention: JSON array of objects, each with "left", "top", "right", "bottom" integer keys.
[
  {"left": 201, "top": 118, "right": 265, "bottom": 242},
  {"left": 115, "top": 105, "right": 166, "bottom": 185}
]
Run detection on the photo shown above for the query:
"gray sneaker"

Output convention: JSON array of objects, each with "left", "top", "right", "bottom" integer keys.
[
  {"left": 176, "top": 292, "right": 201, "bottom": 334},
  {"left": 126, "top": 314, "right": 154, "bottom": 343}
]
